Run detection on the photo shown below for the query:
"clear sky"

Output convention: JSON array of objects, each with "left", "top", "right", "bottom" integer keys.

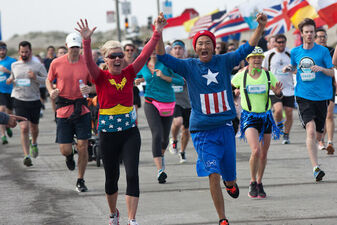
[{"left": 0, "top": 0, "right": 247, "bottom": 41}]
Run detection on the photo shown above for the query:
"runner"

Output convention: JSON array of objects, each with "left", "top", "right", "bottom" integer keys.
[
  {"left": 232, "top": 46, "right": 282, "bottom": 199},
  {"left": 76, "top": 14, "right": 166, "bottom": 225},
  {"left": 283, "top": 18, "right": 334, "bottom": 181},
  {"left": 138, "top": 39, "right": 184, "bottom": 183},
  {"left": 0, "top": 41, "right": 16, "bottom": 145},
  {"left": 263, "top": 34, "right": 294, "bottom": 144},
  {"left": 156, "top": 12, "right": 267, "bottom": 225},
  {"left": 168, "top": 40, "right": 191, "bottom": 163},
  {"left": 7, "top": 41, "right": 47, "bottom": 167},
  {"left": 315, "top": 28, "right": 335, "bottom": 154},
  {"left": 46, "top": 33, "right": 92, "bottom": 192}
]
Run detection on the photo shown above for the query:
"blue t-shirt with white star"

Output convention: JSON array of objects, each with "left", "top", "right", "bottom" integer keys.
[{"left": 157, "top": 42, "right": 254, "bottom": 131}]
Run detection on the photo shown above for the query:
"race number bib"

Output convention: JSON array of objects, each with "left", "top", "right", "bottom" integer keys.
[
  {"left": 172, "top": 85, "right": 183, "bottom": 93},
  {"left": 276, "top": 69, "right": 289, "bottom": 76},
  {"left": 300, "top": 72, "right": 315, "bottom": 81},
  {"left": 16, "top": 78, "right": 31, "bottom": 87},
  {"left": 247, "top": 84, "right": 266, "bottom": 94},
  {"left": 0, "top": 75, "right": 6, "bottom": 82}
]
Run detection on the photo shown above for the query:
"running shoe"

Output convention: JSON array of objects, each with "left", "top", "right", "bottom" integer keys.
[
  {"left": 128, "top": 219, "right": 139, "bottom": 225},
  {"left": 219, "top": 218, "right": 229, "bottom": 225},
  {"left": 248, "top": 181, "right": 258, "bottom": 198},
  {"left": 313, "top": 167, "right": 325, "bottom": 182},
  {"left": 6, "top": 128, "right": 12, "bottom": 137},
  {"left": 29, "top": 144, "right": 39, "bottom": 158},
  {"left": 179, "top": 152, "right": 186, "bottom": 163},
  {"left": 109, "top": 209, "right": 120, "bottom": 225},
  {"left": 66, "top": 153, "right": 75, "bottom": 171},
  {"left": 23, "top": 156, "right": 33, "bottom": 167},
  {"left": 257, "top": 183, "right": 266, "bottom": 198},
  {"left": 318, "top": 141, "right": 326, "bottom": 151},
  {"left": 2, "top": 136, "right": 8, "bottom": 145},
  {"left": 282, "top": 134, "right": 290, "bottom": 144},
  {"left": 224, "top": 182, "right": 239, "bottom": 199},
  {"left": 76, "top": 178, "right": 88, "bottom": 192},
  {"left": 326, "top": 143, "right": 335, "bottom": 155},
  {"left": 157, "top": 169, "right": 167, "bottom": 184},
  {"left": 169, "top": 138, "right": 178, "bottom": 154}
]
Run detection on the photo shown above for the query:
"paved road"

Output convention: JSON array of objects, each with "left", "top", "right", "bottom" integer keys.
[{"left": 1, "top": 100, "right": 337, "bottom": 225}]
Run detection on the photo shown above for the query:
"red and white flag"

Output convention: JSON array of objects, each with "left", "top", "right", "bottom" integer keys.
[
  {"left": 310, "top": 0, "right": 337, "bottom": 27},
  {"left": 200, "top": 90, "right": 231, "bottom": 115},
  {"left": 160, "top": 8, "right": 198, "bottom": 42}
]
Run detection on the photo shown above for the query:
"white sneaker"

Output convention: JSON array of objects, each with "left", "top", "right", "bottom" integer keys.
[
  {"left": 169, "top": 138, "right": 178, "bottom": 154},
  {"left": 179, "top": 152, "right": 186, "bottom": 163},
  {"left": 109, "top": 209, "right": 119, "bottom": 225},
  {"left": 128, "top": 219, "right": 139, "bottom": 225}
]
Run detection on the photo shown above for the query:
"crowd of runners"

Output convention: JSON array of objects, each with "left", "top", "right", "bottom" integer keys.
[{"left": 1, "top": 11, "right": 337, "bottom": 225}]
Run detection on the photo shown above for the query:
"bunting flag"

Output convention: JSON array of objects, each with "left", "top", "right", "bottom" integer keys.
[
  {"left": 263, "top": 0, "right": 293, "bottom": 35},
  {"left": 211, "top": 8, "right": 250, "bottom": 38},
  {"left": 287, "top": 0, "right": 320, "bottom": 28},
  {"left": 311, "top": 0, "right": 337, "bottom": 28}
]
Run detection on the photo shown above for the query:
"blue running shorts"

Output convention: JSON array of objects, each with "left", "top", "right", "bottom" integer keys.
[{"left": 191, "top": 124, "right": 236, "bottom": 182}]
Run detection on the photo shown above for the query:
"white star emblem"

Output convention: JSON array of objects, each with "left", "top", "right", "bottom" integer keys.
[
  {"left": 132, "top": 124, "right": 135, "bottom": 127},
  {"left": 102, "top": 129, "right": 107, "bottom": 132},
  {"left": 125, "top": 114, "right": 130, "bottom": 118},
  {"left": 101, "top": 120, "right": 106, "bottom": 125},
  {"left": 202, "top": 69, "right": 219, "bottom": 85},
  {"left": 109, "top": 124, "right": 114, "bottom": 128},
  {"left": 109, "top": 116, "right": 114, "bottom": 120},
  {"left": 125, "top": 122, "right": 129, "bottom": 126},
  {"left": 117, "top": 127, "right": 122, "bottom": 131},
  {"left": 117, "top": 118, "right": 122, "bottom": 122}
]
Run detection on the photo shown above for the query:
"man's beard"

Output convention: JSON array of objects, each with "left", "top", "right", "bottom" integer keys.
[{"left": 21, "top": 55, "right": 29, "bottom": 61}]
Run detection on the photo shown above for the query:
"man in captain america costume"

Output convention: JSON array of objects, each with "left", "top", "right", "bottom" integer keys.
[{"left": 156, "top": 13, "right": 267, "bottom": 225}]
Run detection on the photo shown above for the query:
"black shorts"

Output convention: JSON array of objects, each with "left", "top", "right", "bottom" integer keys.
[
  {"left": 270, "top": 95, "right": 295, "bottom": 108},
  {"left": 296, "top": 96, "right": 329, "bottom": 133},
  {"left": 133, "top": 86, "right": 141, "bottom": 108},
  {"left": 0, "top": 93, "right": 13, "bottom": 110},
  {"left": 40, "top": 87, "right": 47, "bottom": 101},
  {"left": 173, "top": 105, "right": 191, "bottom": 128},
  {"left": 56, "top": 113, "right": 91, "bottom": 143},
  {"left": 331, "top": 84, "right": 336, "bottom": 102},
  {"left": 245, "top": 116, "right": 272, "bottom": 134},
  {"left": 13, "top": 99, "right": 41, "bottom": 124}
]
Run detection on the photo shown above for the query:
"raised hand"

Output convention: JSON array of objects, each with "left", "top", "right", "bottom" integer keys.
[
  {"left": 256, "top": 12, "right": 267, "bottom": 27},
  {"left": 271, "top": 81, "right": 283, "bottom": 96},
  {"left": 75, "top": 19, "right": 97, "bottom": 40},
  {"left": 154, "top": 12, "right": 167, "bottom": 33}
]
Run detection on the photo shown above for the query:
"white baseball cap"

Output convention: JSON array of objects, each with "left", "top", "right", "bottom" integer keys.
[{"left": 66, "top": 33, "right": 82, "bottom": 48}]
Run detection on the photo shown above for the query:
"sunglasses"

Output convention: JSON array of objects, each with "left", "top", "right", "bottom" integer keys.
[
  {"left": 125, "top": 49, "right": 134, "bottom": 52},
  {"left": 276, "top": 41, "right": 286, "bottom": 44},
  {"left": 106, "top": 52, "right": 124, "bottom": 59}
]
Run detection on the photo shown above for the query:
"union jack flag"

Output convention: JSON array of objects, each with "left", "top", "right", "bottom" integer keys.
[
  {"left": 200, "top": 90, "right": 231, "bottom": 115},
  {"left": 263, "top": 0, "right": 293, "bottom": 35}
]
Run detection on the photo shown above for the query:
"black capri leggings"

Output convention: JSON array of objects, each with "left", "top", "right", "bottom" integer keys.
[
  {"left": 100, "top": 127, "right": 141, "bottom": 197},
  {"left": 144, "top": 102, "right": 173, "bottom": 157}
]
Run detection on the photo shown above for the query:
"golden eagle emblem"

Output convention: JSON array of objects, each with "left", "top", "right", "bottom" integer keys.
[{"left": 109, "top": 77, "right": 127, "bottom": 90}]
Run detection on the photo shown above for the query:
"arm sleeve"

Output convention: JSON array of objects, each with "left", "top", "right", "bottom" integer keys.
[
  {"left": 132, "top": 31, "right": 161, "bottom": 74},
  {"left": 0, "top": 112, "right": 9, "bottom": 125},
  {"left": 171, "top": 71, "right": 185, "bottom": 85},
  {"left": 225, "top": 42, "right": 254, "bottom": 68},
  {"left": 83, "top": 39, "right": 101, "bottom": 80},
  {"left": 156, "top": 54, "right": 189, "bottom": 78},
  {"left": 36, "top": 64, "right": 48, "bottom": 84}
]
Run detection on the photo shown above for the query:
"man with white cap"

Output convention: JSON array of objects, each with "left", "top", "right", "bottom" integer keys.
[{"left": 46, "top": 32, "right": 92, "bottom": 192}]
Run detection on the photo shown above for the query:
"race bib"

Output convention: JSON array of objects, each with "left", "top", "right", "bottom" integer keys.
[
  {"left": 247, "top": 84, "right": 266, "bottom": 94},
  {"left": 300, "top": 72, "right": 315, "bottom": 81},
  {"left": 276, "top": 69, "right": 289, "bottom": 76},
  {"left": 16, "top": 78, "right": 31, "bottom": 87},
  {"left": 172, "top": 85, "right": 183, "bottom": 93},
  {"left": 0, "top": 75, "right": 6, "bottom": 82}
]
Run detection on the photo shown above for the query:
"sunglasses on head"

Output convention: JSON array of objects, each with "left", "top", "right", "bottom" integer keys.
[{"left": 106, "top": 52, "right": 124, "bottom": 59}]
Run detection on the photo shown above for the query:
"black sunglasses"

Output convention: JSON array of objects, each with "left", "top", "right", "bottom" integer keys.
[
  {"left": 276, "top": 41, "right": 286, "bottom": 44},
  {"left": 106, "top": 52, "right": 125, "bottom": 59}
]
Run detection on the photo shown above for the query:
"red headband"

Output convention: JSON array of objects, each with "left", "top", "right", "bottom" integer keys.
[{"left": 192, "top": 30, "right": 216, "bottom": 51}]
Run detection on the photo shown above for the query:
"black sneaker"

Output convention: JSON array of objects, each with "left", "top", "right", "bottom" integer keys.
[
  {"left": 224, "top": 182, "right": 239, "bottom": 199},
  {"left": 257, "top": 183, "right": 266, "bottom": 198},
  {"left": 76, "top": 179, "right": 88, "bottom": 192},
  {"left": 219, "top": 218, "right": 229, "bottom": 225},
  {"left": 66, "top": 153, "right": 75, "bottom": 171},
  {"left": 179, "top": 152, "right": 186, "bottom": 163},
  {"left": 248, "top": 181, "right": 258, "bottom": 198},
  {"left": 157, "top": 169, "right": 167, "bottom": 184}
]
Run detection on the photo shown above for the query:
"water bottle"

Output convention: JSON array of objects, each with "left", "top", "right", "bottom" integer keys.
[{"left": 79, "top": 80, "right": 88, "bottom": 98}]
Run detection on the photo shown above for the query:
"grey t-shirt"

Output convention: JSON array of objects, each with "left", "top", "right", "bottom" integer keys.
[
  {"left": 10, "top": 59, "right": 47, "bottom": 101},
  {"left": 172, "top": 82, "right": 191, "bottom": 109}
]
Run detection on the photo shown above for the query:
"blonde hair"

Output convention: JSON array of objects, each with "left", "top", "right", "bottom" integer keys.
[{"left": 100, "top": 40, "right": 123, "bottom": 57}]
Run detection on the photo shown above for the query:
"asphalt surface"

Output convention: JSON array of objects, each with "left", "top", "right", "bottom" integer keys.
[{"left": 1, "top": 99, "right": 337, "bottom": 225}]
